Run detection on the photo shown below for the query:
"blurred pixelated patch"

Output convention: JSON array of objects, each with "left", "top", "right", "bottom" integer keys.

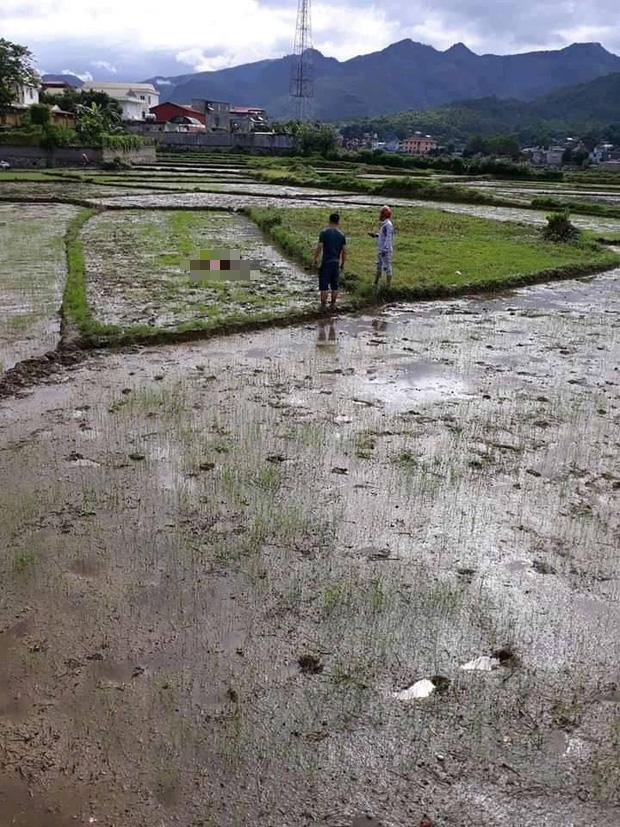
[{"left": 181, "top": 249, "right": 261, "bottom": 282}]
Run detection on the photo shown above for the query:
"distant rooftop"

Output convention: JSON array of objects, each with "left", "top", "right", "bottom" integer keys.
[{"left": 82, "top": 81, "right": 158, "bottom": 93}]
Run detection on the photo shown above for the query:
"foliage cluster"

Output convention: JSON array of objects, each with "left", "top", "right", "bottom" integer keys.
[
  {"left": 542, "top": 211, "right": 580, "bottom": 243},
  {"left": 0, "top": 38, "right": 38, "bottom": 112},
  {"left": 323, "top": 148, "right": 563, "bottom": 181}
]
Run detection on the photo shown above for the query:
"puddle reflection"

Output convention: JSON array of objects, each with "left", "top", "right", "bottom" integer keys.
[{"left": 316, "top": 317, "right": 338, "bottom": 349}]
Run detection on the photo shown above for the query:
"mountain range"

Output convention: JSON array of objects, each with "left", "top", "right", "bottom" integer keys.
[{"left": 143, "top": 40, "right": 620, "bottom": 121}]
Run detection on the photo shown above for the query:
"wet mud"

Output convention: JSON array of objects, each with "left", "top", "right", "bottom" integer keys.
[
  {"left": 82, "top": 210, "right": 320, "bottom": 331},
  {"left": 0, "top": 202, "right": 77, "bottom": 372},
  {"left": 1, "top": 266, "right": 619, "bottom": 826}
]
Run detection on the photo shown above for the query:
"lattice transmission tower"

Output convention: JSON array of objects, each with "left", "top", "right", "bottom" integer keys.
[{"left": 289, "top": 0, "right": 314, "bottom": 121}]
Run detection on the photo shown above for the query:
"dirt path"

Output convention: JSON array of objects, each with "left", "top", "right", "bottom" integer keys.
[{"left": 1, "top": 266, "right": 619, "bottom": 826}]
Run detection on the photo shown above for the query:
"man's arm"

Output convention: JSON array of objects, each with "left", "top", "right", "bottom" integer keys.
[
  {"left": 312, "top": 241, "right": 323, "bottom": 267},
  {"left": 340, "top": 246, "right": 347, "bottom": 270}
]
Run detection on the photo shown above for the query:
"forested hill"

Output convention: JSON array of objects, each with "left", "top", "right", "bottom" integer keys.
[{"left": 340, "top": 72, "right": 620, "bottom": 143}]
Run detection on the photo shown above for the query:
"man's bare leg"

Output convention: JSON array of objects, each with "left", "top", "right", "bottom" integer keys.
[
  {"left": 320, "top": 290, "right": 329, "bottom": 306},
  {"left": 330, "top": 289, "right": 338, "bottom": 307}
]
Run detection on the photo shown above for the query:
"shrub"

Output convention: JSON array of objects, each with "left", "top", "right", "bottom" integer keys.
[
  {"left": 101, "top": 133, "right": 144, "bottom": 151},
  {"left": 27, "top": 104, "right": 52, "bottom": 126},
  {"left": 542, "top": 211, "right": 580, "bottom": 242},
  {"left": 100, "top": 156, "right": 131, "bottom": 171},
  {"left": 40, "top": 124, "right": 73, "bottom": 149}
]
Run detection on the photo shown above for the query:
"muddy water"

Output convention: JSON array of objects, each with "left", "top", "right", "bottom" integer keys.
[
  {"left": 0, "top": 202, "right": 78, "bottom": 372},
  {"left": 1, "top": 263, "right": 619, "bottom": 825}
]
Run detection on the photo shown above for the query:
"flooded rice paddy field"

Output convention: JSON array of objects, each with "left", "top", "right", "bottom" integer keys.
[
  {"left": 0, "top": 180, "right": 168, "bottom": 201},
  {"left": 83, "top": 210, "right": 320, "bottom": 331},
  {"left": 0, "top": 202, "right": 77, "bottom": 371},
  {"left": 1, "top": 266, "right": 620, "bottom": 826}
]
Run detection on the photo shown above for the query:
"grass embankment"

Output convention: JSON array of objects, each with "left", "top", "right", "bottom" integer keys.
[
  {"left": 61, "top": 207, "right": 108, "bottom": 345},
  {"left": 532, "top": 196, "right": 620, "bottom": 220},
  {"left": 251, "top": 164, "right": 620, "bottom": 220},
  {"left": 248, "top": 206, "right": 620, "bottom": 301},
  {"left": 250, "top": 166, "right": 519, "bottom": 207},
  {"left": 0, "top": 171, "right": 57, "bottom": 182}
]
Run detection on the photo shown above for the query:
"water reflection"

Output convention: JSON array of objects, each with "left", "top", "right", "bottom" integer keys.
[{"left": 317, "top": 317, "right": 337, "bottom": 348}]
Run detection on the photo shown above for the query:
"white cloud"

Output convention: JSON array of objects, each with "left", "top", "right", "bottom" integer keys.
[
  {"left": 1, "top": 0, "right": 619, "bottom": 80},
  {"left": 155, "top": 78, "right": 173, "bottom": 85},
  {"left": 62, "top": 68, "right": 93, "bottom": 81},
  {"left": 92, "top": 59, "right": 117, "bottom": 73}
]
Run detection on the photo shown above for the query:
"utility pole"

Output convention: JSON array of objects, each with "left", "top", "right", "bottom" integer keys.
[{"left": 289, "top": 0, "right": 314, "bottom": 121}]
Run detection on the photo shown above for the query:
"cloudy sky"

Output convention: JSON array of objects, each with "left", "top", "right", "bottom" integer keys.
[{"left": 1, "top": 0, "right": 619, "bottom": 80}]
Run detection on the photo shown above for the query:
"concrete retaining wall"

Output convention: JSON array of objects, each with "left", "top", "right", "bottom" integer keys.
[
  {"left": 0, "top": 144, "right": 156, "bottom": 168},
  {"left": 156, "top": 132, "right": 294, "bottom": 152}
]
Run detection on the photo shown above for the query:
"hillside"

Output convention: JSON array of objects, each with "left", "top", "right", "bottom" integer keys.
[
  {"left": 341, "top": 72, "right": 620, "bottom": 142},
  {"left": 146, "top": 40, "right": 620, "bottom": 121}
]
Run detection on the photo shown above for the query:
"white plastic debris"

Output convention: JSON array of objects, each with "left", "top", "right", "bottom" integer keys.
[
  {"left": 460, "top": 656, "right": 500, "bottom": 672},
  {"left": 392, "top": 679, "right": 436, "bottom": 700}
]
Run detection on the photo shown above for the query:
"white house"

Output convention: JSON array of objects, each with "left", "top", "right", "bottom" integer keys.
[
  {"left": 590, "top": 143, "right": 614, "bottom": 164},
  {"left": 11, "top": 81, "right": 40, "bottom": 108},
  {"left": 80, "top": 82, "right": 159, "bottom": 120}
]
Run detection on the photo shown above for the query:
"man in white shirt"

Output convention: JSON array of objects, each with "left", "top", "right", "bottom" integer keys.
[{"left": 374, "top": 205, "right": 394, "bottom": 288}]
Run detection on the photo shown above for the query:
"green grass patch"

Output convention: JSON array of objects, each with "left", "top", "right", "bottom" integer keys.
[
  {"left": 62, "top": 207, "right": 109, "bottom": 344},
  {"left": 0, "top": 171, "right": 58, "bottom": 182},
  {"left": 247, "top": 205, "right": 620, "bottom": 301},
  {"left": 531, "top": 196, "right": 620, "bottom": 220}
]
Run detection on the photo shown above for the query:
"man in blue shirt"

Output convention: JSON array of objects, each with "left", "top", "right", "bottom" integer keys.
[{"left": 312, "top": 212, "right": 347, "bottom": 308}]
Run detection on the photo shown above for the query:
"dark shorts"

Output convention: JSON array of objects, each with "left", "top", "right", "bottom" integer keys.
[{"left": 319, "top": 261, "right": 340, "bottom": 291}]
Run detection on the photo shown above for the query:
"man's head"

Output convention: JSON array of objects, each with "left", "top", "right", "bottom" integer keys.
[
  {"left": 380, "top": 205, "right": 392, "bottom": 221},
  {"left": 329, "top": 212, "right": 340, "bottom": 226}
]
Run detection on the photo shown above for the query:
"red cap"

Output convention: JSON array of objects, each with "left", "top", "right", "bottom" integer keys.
[{"left": 380, "top": 205, "right": 392, "bottom": 219}]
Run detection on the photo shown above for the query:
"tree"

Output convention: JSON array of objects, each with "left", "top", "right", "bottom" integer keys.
[
  {"left": 572, "top": 147, "right": 590, "bottom": 166},
  {"left": 75, "top": 101, "right": 123, "bottom": 145},
  {"left": 295, "top": 122, "right": 337, "bottom": 156},
  {"left": 602, "top": 123, "right": 620, "bottom": 146},
  {"left": 41, "top": 88, "right": 122, "bottom": 121},
  {"left": 27, "top": 103, "right": 51, "bottom": 126},
  {"left": 487, "top": 134, "right": 521, "bottom": 159},
  {"left": 0, "top": 38, "right": 39, "bottom": 112},
  {"left": 581, "top": 129, "right": 601, "bottom": 152},
  {"left": 463, "top": 134, "right": 488, "bottom": 156}
]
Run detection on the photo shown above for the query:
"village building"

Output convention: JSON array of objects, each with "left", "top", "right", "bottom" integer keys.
[
  {"left": 545, "top": 146, "right": 565, "bottom": 166},
  {"left": 590, "top": 143, "right": 615, "bottom": 164},
  {"left": 149, "top": 102, "right": 206, "bottom": 127},
  {"left": 400, "top": 132, "right": 437, "bottom": 154},
  {"left": 0, "top": 78, "right": 41, "bottom": 126},
  {"left": 191, "top": 100, "right": 231, "bottom": 132},
  {"left": 41, "top": 80, "right": 74, "bottom": 96},
  {"left": 230, "top": 106, "right": 268, "bottom": 133},
  {"left": 80, "top": 81, "right": 159, "bottom": 120}
]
